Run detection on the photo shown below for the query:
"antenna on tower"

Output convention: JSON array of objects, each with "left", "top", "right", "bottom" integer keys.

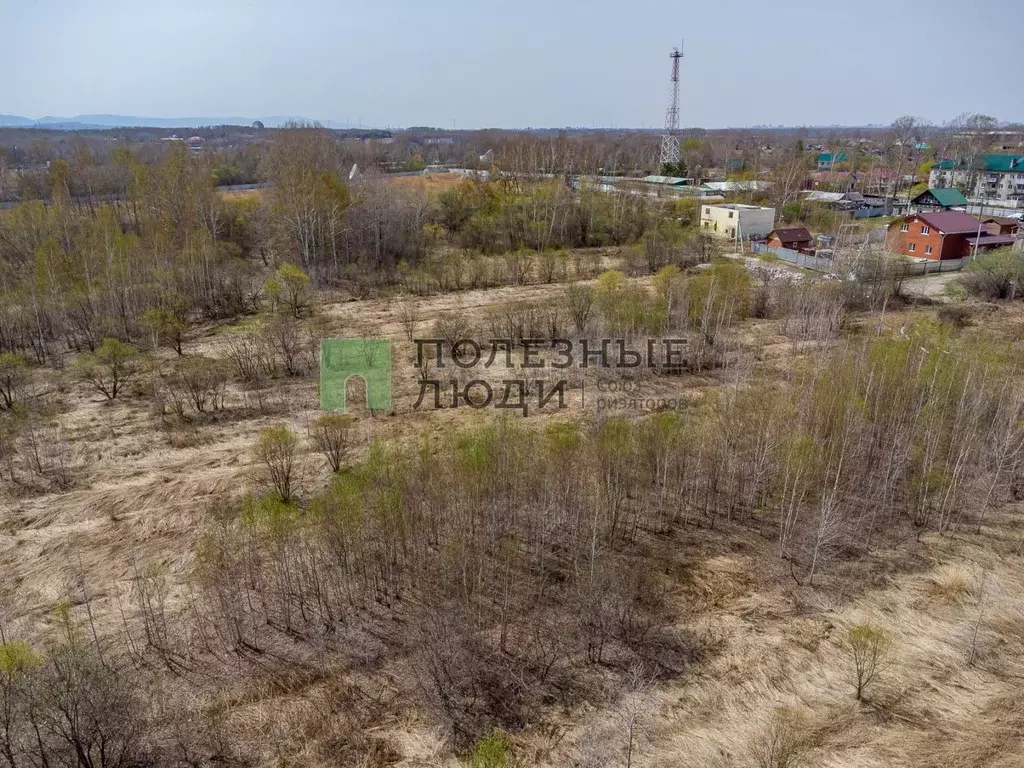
[{"left": 659, "top": 42, "right": 684, "bottom": 173}]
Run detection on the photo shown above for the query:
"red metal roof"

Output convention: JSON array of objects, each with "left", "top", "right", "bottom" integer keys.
[
  {"left": 965, "top": 234, "right": 1017, "bottom": 247},
  {"left": 769, "top": 227, "right": 812, "bottom": 243},
  {"left": 915, "top": 211, "right": 984, "bottom": 235},
  {"left": 983, "top": 216, "right": 1020, "bottom": 227}
]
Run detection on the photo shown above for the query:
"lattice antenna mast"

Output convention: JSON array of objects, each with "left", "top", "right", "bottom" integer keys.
[{"left": 659, "top": 43, "right": 683, "bottom": 170}]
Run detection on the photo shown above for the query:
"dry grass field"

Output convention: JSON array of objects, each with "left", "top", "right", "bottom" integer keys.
[
  {"left": 389, "top": 172, "right": 468, "bottom": 194},
  {"left": 2, "top": 256, "right": 1024, "bottom": 767}
]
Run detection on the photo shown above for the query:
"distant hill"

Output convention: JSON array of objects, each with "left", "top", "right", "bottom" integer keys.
[
  {"left": 0, "top": 114, "right": 347, "bottom": 130},
  {"left": 0, "top": 115, "right": 36, "bottom": 127}
]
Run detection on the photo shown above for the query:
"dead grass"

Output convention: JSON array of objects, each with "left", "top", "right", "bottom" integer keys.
[
  {"left": 3, "top": 282, "right": 1024, "bottom": 766},
  {"left": 517, "top": 517, "right": 1024, "bottom": 768},
  {"left": 387, "top": 173, "right": 466, "bottom": 195},
  {"left": 219, "top": 188, "right": 264, "bottom": 203},
  {"left": 923, "top": 564, "right": 977, "bottom": 604}
]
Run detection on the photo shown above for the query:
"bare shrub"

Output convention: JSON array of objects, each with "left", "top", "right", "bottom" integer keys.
[
  {"left": 309, "top": 414, "right": 355, "bottom": 472},
  {"left": 251, "top": 424, "right": 301, "bottom": 502},
  {"left": 538, "top": 250, "right": 567, "bottom": 284},
  {"left": 775, "top": 282, "right": 845, "bottom": 343},
  {"left": 0, "top": 637, "right": 146, "bottom": 768},
  {"left": 937, "top": 304, "right": 973, "bottom": 327},
  {"left": 484, "top": 301, "right": 562, "bottom": 347},
  {"left": 958, "top": 248, "right": 1024, "bottom": 300},
  {"left": 749, "top": 708, "right": 810, "bottom": 768},
  {"left": 131, "top": 560, "right": 174, "bottom": 654},
  {"left": 503, "top": 250, "right": 535, "bottom": 285},
  {"left": 565, "top": 284, "right": 595, "bottom": 335},
  {"left": 266, "top": 316, "right": 307, "bottom": 377},
  {"left": 433, "top": 313, "right": 473, "bottom": 358},
  {"left": 74, "top": 338, "right": 141, "bottom": 400},
  {"left": 165, "top": 356, "right": 230, "bottom": 416},
  {"left": 0, "top": 353, "right": 29, "bottom": 410},
  {"left": 409, "top": 604, "right": 525, "bottom": 749},
  {"left": 14, "top": 409, "right": 73, "bottom": 489},
  {"left": 397, "top": 296, "right": 421, "bottom": 341},
  {"left": 223, "top": 332, "right": 277, "bottom": 383}
]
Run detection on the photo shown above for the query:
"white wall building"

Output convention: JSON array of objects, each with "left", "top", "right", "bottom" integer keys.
[
  {"left": 929, "top": 154, "right": 1024, "bottom": 205},
  {"left": 699, "top": 204, "right": 776, "bottom": 240}
]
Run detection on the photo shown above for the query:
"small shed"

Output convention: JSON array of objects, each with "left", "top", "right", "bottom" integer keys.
[
  {"left": 766, "top": 227, "right": 813, "bottom": 252},
  {"left": 981, "top": 216, "right": 1021, "bottom": 237}
]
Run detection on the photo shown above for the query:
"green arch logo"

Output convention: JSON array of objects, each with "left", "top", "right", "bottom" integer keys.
[{"left": 320, "top": 339, "right": 392, "bottom": 412}]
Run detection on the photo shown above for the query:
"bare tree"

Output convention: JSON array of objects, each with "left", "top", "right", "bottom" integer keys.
[
  {"left": 846, "top": 624, "right": 894, "bottom": 701},
  {"left": 75, "top": 338, "right": 140, "bottom": 401}
]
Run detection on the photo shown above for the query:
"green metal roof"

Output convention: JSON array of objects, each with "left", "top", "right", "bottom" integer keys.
[
  {"left": 913, "top": 187, "right": 968, "bottom": 207},
  {"left": 817, "top": 152, "right": 847, "bottom": 164},
  {"left": 985, "top": 154, "right": 1024, "bottom": 172},
  {"left": 935, "top": 154, "right": 1024, "bottom": 172}
]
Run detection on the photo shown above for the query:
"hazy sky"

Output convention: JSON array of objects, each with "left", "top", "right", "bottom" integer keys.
[{"left": 2, "top": 0, "right": 1022, "bottom": 129}]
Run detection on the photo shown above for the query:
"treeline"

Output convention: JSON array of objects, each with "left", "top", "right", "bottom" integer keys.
[
  {"left": 436, "top": 180, "right": 654, "bottom": 253},
  {"left": 0, "top": 148, "right": 259, "bottom": 362},
  {"left": 0, "top": 127, "right": 706, "bottom": 363}
]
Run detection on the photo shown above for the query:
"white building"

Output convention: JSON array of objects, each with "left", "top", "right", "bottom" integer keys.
[
  {"left": 700, "top": 204, "right": 776, "bottom": 240},
  {"left": 929, "top": 154, "right": 1024, "bottom": 205}
]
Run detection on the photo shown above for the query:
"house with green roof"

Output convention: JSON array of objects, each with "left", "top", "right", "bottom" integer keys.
[
  {"left": 911, "top": 187, "right": 968, "bottom": 210},
  {"left": 929, "top": 154, "right": 1024, "bottom": 203},
  {"left": 817, "top": 152, "right": 847, "bottom": 170}
]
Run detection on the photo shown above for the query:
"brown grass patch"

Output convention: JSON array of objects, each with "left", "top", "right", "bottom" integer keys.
[{"left": 924, "top": 564, "right": 976, "bottom": 604}]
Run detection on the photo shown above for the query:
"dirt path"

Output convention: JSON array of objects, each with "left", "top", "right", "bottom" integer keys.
[{"left": 902, "top": 271, "right": 961, "bottom": 301}]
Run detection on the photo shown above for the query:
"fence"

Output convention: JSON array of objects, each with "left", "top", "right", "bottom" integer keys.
[
  {"left": 853, "top": 205, "right": 899, "bottom": 219},
  {"left": 752, "top": 242, "right": 970, "bottom": 277},
  {"left": 751, "top": 243, "right": 836, "bottom": 272},
  {"left": 902, "top": 257, "right": 968, "bottom": 276},
  {"left": 966, "top": 203, "right": 1022, "bottom": 217}
]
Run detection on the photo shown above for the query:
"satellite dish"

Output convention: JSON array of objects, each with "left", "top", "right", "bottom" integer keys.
[{"left": 252, "top": 120, "right": 265, "bottom": 130}]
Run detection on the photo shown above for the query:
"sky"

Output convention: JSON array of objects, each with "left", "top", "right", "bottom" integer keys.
[{"left": 2, "top": 0, "right": 1023, "bottom": 130}]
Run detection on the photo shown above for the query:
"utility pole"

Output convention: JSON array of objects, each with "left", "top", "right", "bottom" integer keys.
[{"left": 658, "top": 43, "right": 683, "bottom": 173}]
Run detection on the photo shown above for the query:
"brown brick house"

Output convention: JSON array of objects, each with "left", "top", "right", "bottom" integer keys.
[
  {"left": 766, "top": 227, "right": 813, "bottom": 252},
  {"left": 885, "top": 211, "right": 998, "bottom": 260}
]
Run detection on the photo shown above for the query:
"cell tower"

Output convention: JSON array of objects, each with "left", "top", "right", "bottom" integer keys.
[{"left": 658, "top": 44, "right": 683, "bottom": 170}]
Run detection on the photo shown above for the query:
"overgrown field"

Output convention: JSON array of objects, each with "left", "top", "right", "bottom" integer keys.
[{"left": 1, "top": 126, "right": 1023, "bottom": 768}]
